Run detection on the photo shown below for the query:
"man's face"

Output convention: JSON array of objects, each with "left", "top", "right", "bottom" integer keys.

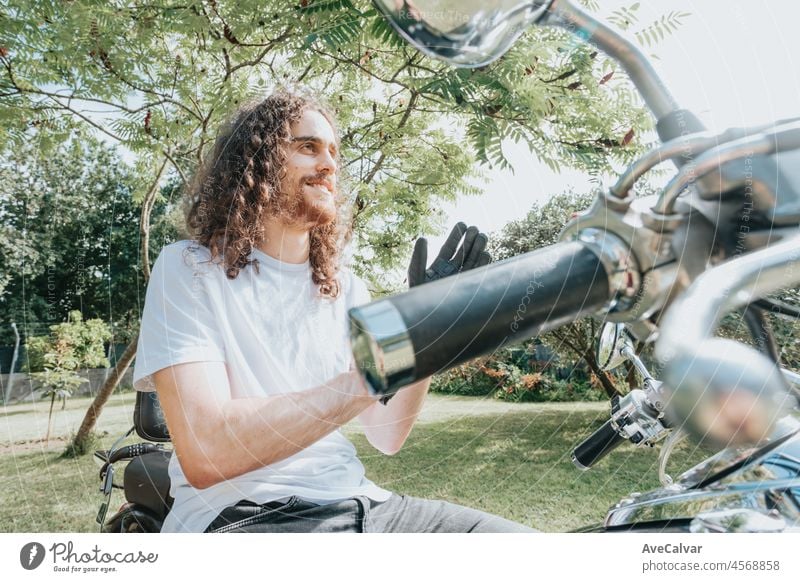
[{"left": 276, "top": 108, "right": 340, "bottom": 228}]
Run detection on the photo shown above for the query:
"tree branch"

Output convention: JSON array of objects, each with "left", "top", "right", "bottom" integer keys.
[
  {"left": 163, "top": 149, "right": 189, "bottom": 186},
  {"left": 42, "top": 95, "right": 125, "bottom": 143},
  {"left": 139, "top": 157, "right": 169, "bottom": 281},
  {"left": 311, "top": 47, "right": 415, "bottom": 93},
  {"left": 362, "top": 91, "right": 419, "bottom": 186}
]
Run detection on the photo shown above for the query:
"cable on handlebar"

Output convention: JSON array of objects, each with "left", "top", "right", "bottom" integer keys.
[
  {"left": 754, "top": 297, "right": 800, "bottom": 319},
  {"left": 742, "top": 306, "right": 782, "bottom": 364}
]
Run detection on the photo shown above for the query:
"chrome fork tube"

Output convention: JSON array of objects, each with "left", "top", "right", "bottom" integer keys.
[{"left": 656, "top": 235, "right": 800, "bottom": 444}]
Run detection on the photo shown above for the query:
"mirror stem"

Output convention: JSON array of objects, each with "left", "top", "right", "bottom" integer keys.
[
  {"left": 621, "top": 345, "right": 653, "bottom": 382},
  {"left": 544, "top": 0, "right": 679, "bottom": 120}
]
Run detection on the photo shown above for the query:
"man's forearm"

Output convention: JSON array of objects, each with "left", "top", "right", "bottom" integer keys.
[
  {"left": 358, "top": 376, "right": 433, "bottom": 455},
  {"left": 157, "top": 365, "right": 378, "bottom": 489}
]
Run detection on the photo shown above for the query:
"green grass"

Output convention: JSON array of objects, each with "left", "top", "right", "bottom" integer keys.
[
  {"left": 0, "top": 394, "right": 711, "bottom": 532},
  {"left": 348, "top": 407, "right": 711, "bottom": 531}
]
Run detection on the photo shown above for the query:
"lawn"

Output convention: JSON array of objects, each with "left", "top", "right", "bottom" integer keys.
[{"left": 0, "top": 393, "right": 711, "bottom": 532}]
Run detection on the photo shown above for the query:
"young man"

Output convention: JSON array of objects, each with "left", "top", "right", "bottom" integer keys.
[{"left": 133, "top": 90, "right": 534, "bottom": 533}]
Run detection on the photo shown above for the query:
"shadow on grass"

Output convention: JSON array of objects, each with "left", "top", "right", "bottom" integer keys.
[{"left": 0, "top": 410, "right": 32, "bottom": 418}]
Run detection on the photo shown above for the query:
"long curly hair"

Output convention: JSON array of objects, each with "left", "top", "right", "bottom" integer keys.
[{"left": 185, "top": 90, "right": 352, "bottom": 298}]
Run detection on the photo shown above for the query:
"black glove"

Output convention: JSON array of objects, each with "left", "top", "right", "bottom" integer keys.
[
  {"left": 380, "top": 224, "right": 491, "bottom": 406},
  {"left": 407, "top": 222, "right": 492, "bottom": 288}
]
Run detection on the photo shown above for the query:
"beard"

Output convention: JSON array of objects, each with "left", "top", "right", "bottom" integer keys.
[{"left": 271, "top": 176, "right": 338, "bottom": 229}]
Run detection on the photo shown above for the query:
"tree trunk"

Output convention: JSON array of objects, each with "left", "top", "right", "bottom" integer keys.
[
  {"left": 4, "top": 322, "right": 20, "bottom": 403},
  {"left": 583, "top": 348, "right": 621, "bottom": 399},
  {"left": 626, "top": 340, "right": 648, "bottom": 389},
  {"left": 67, "top": 335, "right": 138, "bottom": 455},
  {"left": 45, "top": 392, "right": 56, "bottom": 444},
  {"left": 625, "top": 362, "right": 638, "bottom": 390}
]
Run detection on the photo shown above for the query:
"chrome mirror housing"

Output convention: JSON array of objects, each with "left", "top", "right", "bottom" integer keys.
[
  {"left": 372, "top": 0, "right": 681, "bottom": 120},
  {"left": 597, "top": 322, "right": 635, "bottom": 372},
  {"left": 372, "top": 0, "right": 551, "bottom": 67}
]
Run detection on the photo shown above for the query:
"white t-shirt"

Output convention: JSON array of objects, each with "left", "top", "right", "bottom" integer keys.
[{"left": 133, "top": 240, "right": 390, "bottom": 533}]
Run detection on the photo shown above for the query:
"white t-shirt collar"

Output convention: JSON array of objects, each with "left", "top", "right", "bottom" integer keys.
[{"left": 250, "top": 247, "right": 311, "bottom": 273}]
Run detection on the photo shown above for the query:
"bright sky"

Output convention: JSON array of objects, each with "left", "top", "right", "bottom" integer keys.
[{"left": 425, "top": 0, "right": 800, "bottom": 254}]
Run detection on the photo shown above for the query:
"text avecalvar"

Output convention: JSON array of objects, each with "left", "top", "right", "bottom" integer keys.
[{"left": 642, "top": 544, "right": 702, "bottom": 554}]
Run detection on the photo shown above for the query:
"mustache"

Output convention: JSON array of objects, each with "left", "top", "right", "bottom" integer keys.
[{"left": 303, "top": 174, "right": 335, "bottom": 191}]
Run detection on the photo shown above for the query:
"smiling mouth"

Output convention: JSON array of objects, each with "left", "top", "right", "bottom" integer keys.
[{"left": 304, "top": 179, "right": 334, "bottom": 195}]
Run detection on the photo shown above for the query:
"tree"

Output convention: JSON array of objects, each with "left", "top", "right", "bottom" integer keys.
[
  {"left": 0, "top": 1, "right": 676, "bottom": 275},
  {"left": 1, "top": 0, "right": 685, "bottom": 451},
  {"left": 0, "top": 134, "right": 179, "bottom": 454},
  {"left": 0, "top": 134, "right": 177, "bottom": 346},
  {"left": 769, "top": 290, "right": 800, "bottom": 371},
  {"left": 717, "top": 291, "right": 800, "bottom": 374},
  {"left": 27, "top": 311, "right": 111, "bottom": 445},
  {"left": 491, "top": 189, "right": 800, "bottom": 394}
]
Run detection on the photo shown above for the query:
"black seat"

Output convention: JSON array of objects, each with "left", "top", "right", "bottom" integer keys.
[
  {"left": 133, "top": 390, "right": 171, "bottom": 442},
  {"left": 126, "top": 391, "right": 173, "bottom": 521}
]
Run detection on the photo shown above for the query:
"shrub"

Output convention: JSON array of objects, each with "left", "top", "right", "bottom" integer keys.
[
  {"left": 26, "top": 311, "right": 111, "bottom": 442},
  {"left": 430, "top": 344, "right": 612, "bottom": 403},
  {"left": 430, "top": 360, "right": 500, "bottom": 397},
  {"left": 495, "top": 376, "right": 606, "bottom": 403},
  {"left": 25, "top": 311, "right": 112, "bottom": 373},
  {"left": 431, "top": 359, "right": 607, "bottom": 402},
  {"left": 62, "top": 430, "right": 103, "bottom": 459}
]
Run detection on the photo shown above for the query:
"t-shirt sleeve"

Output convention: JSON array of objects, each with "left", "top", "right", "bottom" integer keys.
[
  {"left": 348, "top": 271, "right": 372, "bottom": 308},
  {"left": 133, "top": 243, "right": 226, "bottom": 392},
  {"left": 344, "top": 271, "right": 372, "bottom": 371}
]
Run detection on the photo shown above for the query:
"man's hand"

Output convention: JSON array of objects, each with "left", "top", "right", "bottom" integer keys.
[
  {"left": 407, "top": 222, "right": 492, "bottom": 288},
  {"left": 375, "top": 223, "right": 491, "bottom": 407}
]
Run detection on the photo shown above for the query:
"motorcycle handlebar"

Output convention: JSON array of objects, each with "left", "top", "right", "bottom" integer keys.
[
  {"left": 572, "top": 419, "right": 627, "bottom": 470},
  {"left": 349, "top": 241, "right": 612, "bottom": 396},
  {"left": 107, "top": 443, "right": 164, "bottom": 465}
]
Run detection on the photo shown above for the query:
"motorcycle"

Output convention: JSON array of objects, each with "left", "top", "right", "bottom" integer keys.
[
  {"left": 93, "top": 390, "right": 172, "bottom": 533},
  {"left": 93, "top": 0, "right": 800, "bottom": 532}
]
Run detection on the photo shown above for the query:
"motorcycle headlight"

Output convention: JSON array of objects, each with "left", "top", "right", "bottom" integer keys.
[{"left": 372, "top": 0, "right": 552, "bottom": 67}]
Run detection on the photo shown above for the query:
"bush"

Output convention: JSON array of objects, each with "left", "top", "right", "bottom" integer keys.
[
  {"left": 429, "top": 344, "right": 612, "bottom": 403},
  {"left": 430, "top": 361, "right": 500, "bottom": 397},
  {"left": 24, "top": 311, "right": 112, "bottom": 442},
  {"left": 25, "top": 311, "right": 112, "bottom": 373},
  {"left": 62, "top": 430, "right": 104, "bottom": 459},
  {"left": 495, "top": 375, "right": 607, "bottom": 403},
  {"left": 22, "top": 335, "right": 49, "bottom": 373}
]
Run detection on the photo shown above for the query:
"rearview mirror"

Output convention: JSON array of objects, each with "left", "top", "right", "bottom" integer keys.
[
  {"left": 372, "top": 0, "right": 551, "bottom": 67},
  {"left": 372, "top": 0, "right": 682, "bottom": 122},
  {"left": 596, "top": 322, "right": 635, "bottom": 372}
]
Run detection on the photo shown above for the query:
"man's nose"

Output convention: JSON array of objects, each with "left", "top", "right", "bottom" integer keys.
[{"left": 317, "top": 149, "right": 337, "bottom": 175}]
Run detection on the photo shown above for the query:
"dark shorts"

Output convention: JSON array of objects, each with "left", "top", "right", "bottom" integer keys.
[{"left": 204, "top": 494, "right": 536, "bottom": 533}]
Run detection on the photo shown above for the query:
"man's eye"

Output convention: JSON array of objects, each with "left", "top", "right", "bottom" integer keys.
[{"left": 301, "top": 142, "right": 315, "bottom": 152}]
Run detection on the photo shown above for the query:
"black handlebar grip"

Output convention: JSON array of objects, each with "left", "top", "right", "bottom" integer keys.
[
  {"left": 572, "top": 419, "right": 627, "bottom": 470},
  {"left": 107, "top": 443, "right": 163, "bottom": 464},
  {"left": 350, "top": 241, "right": 611, "bottom": 395}
]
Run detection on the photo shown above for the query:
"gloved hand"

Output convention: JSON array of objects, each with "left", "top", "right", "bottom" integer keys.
[
  {"left": 407, "top": 222, "right": 492, "bottom": 288},
  {"left": 378, "top": 223, "right": 492, "bottom": 405}
]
